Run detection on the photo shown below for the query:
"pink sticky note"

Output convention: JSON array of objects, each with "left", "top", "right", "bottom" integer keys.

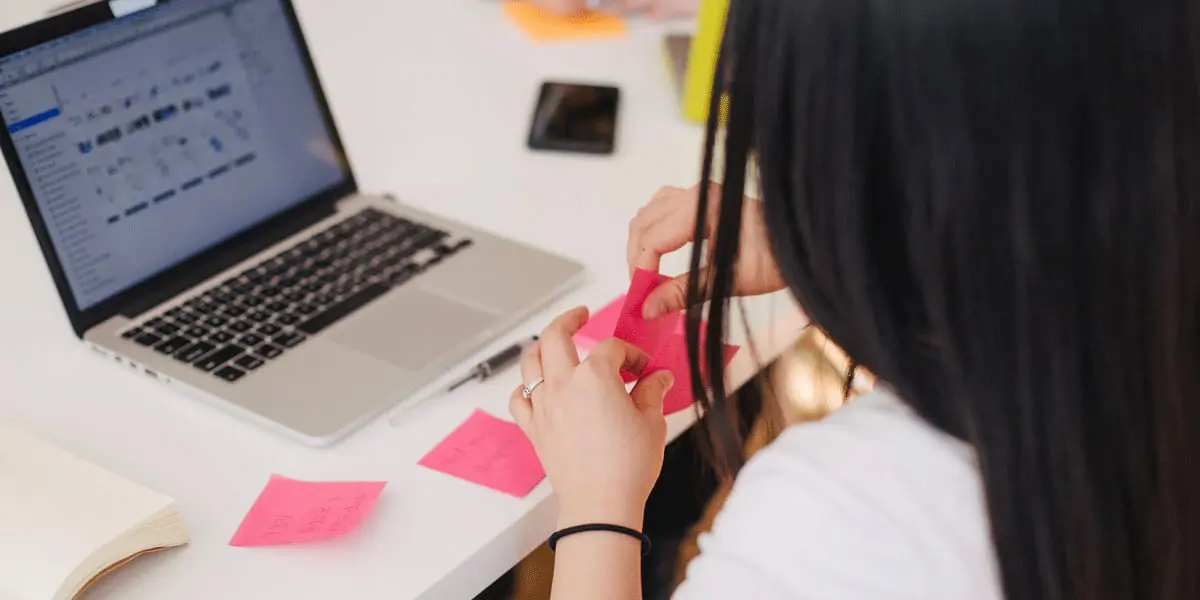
[
  {"left": 644, "top": 333, "right": 740, "bottom": 415},
  {"left": 419, "top": 409, "right": 546, "bottom": 498},
  {"left": 614, "top": 270, "right": 678, "bottom": 381},
  {"left": 229, "top": 475, "right": 386, "bottom": 547},
  {"left": 574, "top": 294, "right": 626, "bottom": 351}
]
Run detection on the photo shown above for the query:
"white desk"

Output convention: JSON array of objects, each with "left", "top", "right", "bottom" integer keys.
[{"left": 0, "top": 1, "right": 803, "bottom": 598}]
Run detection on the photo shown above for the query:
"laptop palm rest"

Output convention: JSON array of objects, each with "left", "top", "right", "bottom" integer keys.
[{"left": 327, "top": 289, "right": 496, "bottom": 371}]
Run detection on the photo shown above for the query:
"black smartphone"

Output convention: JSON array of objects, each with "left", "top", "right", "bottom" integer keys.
[{"left": 527, "top": 82, "right": 620, "bottom": 155}]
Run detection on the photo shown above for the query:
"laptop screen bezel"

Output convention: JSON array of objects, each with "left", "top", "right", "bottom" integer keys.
[{"left": 0, "top": 0, "right": 357, "bottom": 338}]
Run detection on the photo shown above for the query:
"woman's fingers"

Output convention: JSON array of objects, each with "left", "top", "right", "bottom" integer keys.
[
  {"left": 642, "top": 269, "right": 710, "bottom": 319},
  {"left": 588, "top": 338, "right": 652, "bottom": 380},
  {"left": 539, "top": 306, "right": 588, "bottom": 379},
  {"left": 508, "top": 384, "right": 534, "bottom": 436},
  {"left": 627, "top": 186, "right": 687, "bottom": 276}
]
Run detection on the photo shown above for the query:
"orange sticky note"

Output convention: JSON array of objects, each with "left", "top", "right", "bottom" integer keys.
[
  {"left": 574, "top": 294, "right": 626, "bottom": 351},
  {"left": 229, "top": 475, "right": 386, "bottom": 547},
  {"left": 503, "top": 1, "right": 627, "bottom": 42},
  {"left": 419, "top": 409, "right": 546, "bottom": 498}
]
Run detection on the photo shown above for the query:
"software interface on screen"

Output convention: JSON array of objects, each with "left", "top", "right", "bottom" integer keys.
[{"left": 0, "top": 0, "right": 348, "bottom": 310}]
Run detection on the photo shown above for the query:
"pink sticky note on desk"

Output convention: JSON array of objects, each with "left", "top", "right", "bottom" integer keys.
[
  {"left": 229, "top": 475, "right": 386, "bottom": 547},
  {"left": 419, "top": 409, "right": 546, "bottom": 498},
  {"left": 645, "top": 333, "right": 740, "bottom": 415},
  {"left": 574, "top": 294, "right": 625, "bottom": 351}
]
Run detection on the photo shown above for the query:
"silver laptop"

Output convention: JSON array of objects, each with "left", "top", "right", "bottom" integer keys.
[{"left": 0, "top": 0, "right": 584, "bottom": 445}]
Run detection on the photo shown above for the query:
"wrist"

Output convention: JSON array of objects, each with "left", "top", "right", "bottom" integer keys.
[{"left": 557, "top": 498, "right": 645, "bottom": 532}]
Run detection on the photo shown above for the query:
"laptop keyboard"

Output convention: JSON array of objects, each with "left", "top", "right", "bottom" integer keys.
[{"left": 119, "top": 208, "right": 473, "bottom": 383}]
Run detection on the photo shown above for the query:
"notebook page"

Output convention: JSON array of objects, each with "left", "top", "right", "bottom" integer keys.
[{"left": 0, "top": 422, "right": 176, "bottom": 600}]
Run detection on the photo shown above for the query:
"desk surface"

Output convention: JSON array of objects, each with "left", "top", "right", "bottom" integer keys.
[{"left": 0, "top": 1, "right": 802, "bottom": 598}]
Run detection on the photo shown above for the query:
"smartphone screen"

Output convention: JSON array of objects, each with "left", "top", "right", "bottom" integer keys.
[{"left": 528, "top": 82, "right": 620, "bottom": 155}]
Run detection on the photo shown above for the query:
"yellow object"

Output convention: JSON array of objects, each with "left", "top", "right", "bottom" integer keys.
[
  {"left": 503, "top": 1, "right": 627, "bottom": 42},
  {"left": 681, "top": 0, "right": 729, "bottom": 123}
]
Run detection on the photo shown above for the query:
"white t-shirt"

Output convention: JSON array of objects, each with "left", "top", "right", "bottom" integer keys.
[{"left": 673, "top": 389, "right": 1003, "bottom": 599}]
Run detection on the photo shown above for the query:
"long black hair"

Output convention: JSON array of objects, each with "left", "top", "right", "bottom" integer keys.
[{"left": 687, "top": 0, "right": 1200, "bottom": 598}]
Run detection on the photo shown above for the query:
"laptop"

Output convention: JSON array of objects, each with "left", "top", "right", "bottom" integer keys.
[{"left": 0, "top": 0, "right": 584, "bottom": 445}]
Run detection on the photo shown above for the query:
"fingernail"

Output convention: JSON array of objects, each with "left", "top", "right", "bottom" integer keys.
[
  {"left": 643, "top": 301, "right": 660, "bottom": 319},
  {"left": 662, "top": 373, "right": 675, "bottom": 390}
]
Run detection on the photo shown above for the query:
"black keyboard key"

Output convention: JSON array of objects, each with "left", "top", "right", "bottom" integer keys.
[
  {"left": 175, "top": 341, "right": 216, "bottom": 363},
  {"left": 247, "top": 311, "right": 271, "bottom": 322},
  {"left": 229, "top": 281, "right": 255, "bottom": 295},
  {"left": 195, "top": 345, "right": 244, "bottom": 372},
  {"left": 211, "top": 290, "right": 236, "bottom": 304},
  {"left": 166, "top": 307, "right": 184, "bottom": 318},
  {"left": 295, "top": 303, "right": 318, "bottom": 315},
  {"left": 276, "top": 313, "right": 300, "bottom": 325},
  {"left": 239, "top": 333, "right": 264, "bottom": 347},
  {"left": 314, "top": 293, "right": 335, "bottom": 305},
  {"left": 193, "top": 302, "right": 217, "bottom": 315},
  {"left": 211, "top": 330, "right": 234, "bottom": 344},
  {"left": 259, "top": 286, "right": 281, "bottom": 297},
  {"left": 265, "top": 301, "right": 289, "bottom": 312},
  {"left": 257, "top": 322, "right": 282, "bottom": 335},
  {"left": 185, "top": 326, "right": 209, "bottom": 338},
  {"left": 134, "top": 332, "right": 162, "bottom": 347},
  {"left": 155, "top": 322, "right": 180, "bottom": 335},
  {"left": 297, "top": 283, "right": 389, "bottom": 334},
  {"left": 155, "top": 336, "right": 191, "bottom": 355},
  {"left": 274, "top": 332, "right": 306, "bottom": 348},
  {"left": 204, "top": 315, "right": 228, "bottom": 328},
  {"left": 302, "top": 280, "right": 324, "bottom": 293},
  {"left": 222, "top": 305, "right": 246, "bottom": 318},
  {"left": 146, "top": 317, "right": 165, "bottom": 328},
  {"left": 234, "top": 354, "right": 265, "bottom": 371},
  {"left": 279, "top": 277, "right": 300, "bottom": 289},
  {"left": 241, "top": 295, "right": 265, "bottom": 307},
  {"left": 214, "top": 366, "right": 246, "bottom": 382},
  {"left": 283, "top": 290, "right": 307, "bottom": 303},
  {"left": 121, "top": 326, "right": 143, "bottom": 339},
  {"left": 229, "top": 320, "right": 253, "bottom": 333},
  {"left": 257, "top": 344, "right": 284, "bottom": 359},
  {"left": 454, "top": 238, "right": 473, "bottom": 251},
  {"left": 173, "top": 311, "right": 198, "bottom": 325}
]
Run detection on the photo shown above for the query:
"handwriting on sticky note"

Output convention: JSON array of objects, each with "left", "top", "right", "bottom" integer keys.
[
  {"left": 419, "top": 409, "right": 546, "bottom": 498},
  {"left": 574, "top": 294, "right": 626, "bottom": 351},
  {"left": 503, "top": 1, "right": 627, "bottom": 42},
  {"left": 229, "top": 475, "right": 386, "bottom": 547}
]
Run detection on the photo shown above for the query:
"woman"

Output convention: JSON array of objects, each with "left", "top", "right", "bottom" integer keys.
[{"left": 510, "top": 0, "right": 1200, "bottom": 597}]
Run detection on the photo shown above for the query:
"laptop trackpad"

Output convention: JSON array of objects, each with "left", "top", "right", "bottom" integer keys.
[{"left": 327, "top": 289, "right": 495, "bottom": 371}]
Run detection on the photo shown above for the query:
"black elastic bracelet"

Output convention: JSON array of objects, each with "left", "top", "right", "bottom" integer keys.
[{"left": 549, "top": 523, "right": 652, "bottom": 557}]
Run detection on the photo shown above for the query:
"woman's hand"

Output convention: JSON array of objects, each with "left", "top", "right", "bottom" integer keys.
[
  {"left": 509, "top": 307, "right": 675, "bottom": 529},
  {"left": 528, "top": 0, "right": 698, "bottom": 19},
  {"left": 627, "top": 182, "right": 786, "bottom": 319}
]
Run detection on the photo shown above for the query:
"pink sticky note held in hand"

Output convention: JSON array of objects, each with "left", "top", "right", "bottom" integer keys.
[
  {"left": 573, "top": 294, "right": 626, "bottom": 352},
  {"left": 644, "top": 333, "right": 740, "bottom": 415},
  {"left": 419, "top": 409, "right": 546, "bottom": 498},
  {"left": 614, "top": 270, "right": 678, "bottom": 381},
  {"left": 229, "top": 475, "right": 386, "bottom": 547}
]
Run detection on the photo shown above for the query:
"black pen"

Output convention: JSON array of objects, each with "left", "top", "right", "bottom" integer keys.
[{"left": 388, "top": 336, "right": 539, "bottom": 426}]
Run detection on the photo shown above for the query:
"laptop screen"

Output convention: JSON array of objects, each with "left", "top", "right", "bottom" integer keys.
[{"left": 0, "top": 0, "right": 349, "bottom": 310}]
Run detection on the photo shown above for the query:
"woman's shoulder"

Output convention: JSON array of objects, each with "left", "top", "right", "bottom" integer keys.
[{"left": 674, "top": 390, "right": 1002, "bottom": 599}]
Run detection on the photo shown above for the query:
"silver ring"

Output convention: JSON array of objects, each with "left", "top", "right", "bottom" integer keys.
[{"left": 521, "top": 377, "right": 545, "bottom": 399}]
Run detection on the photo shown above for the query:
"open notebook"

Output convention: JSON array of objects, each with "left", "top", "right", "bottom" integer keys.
[{"left": 0, "top": 423, "right": 189, "bottom": 600}]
